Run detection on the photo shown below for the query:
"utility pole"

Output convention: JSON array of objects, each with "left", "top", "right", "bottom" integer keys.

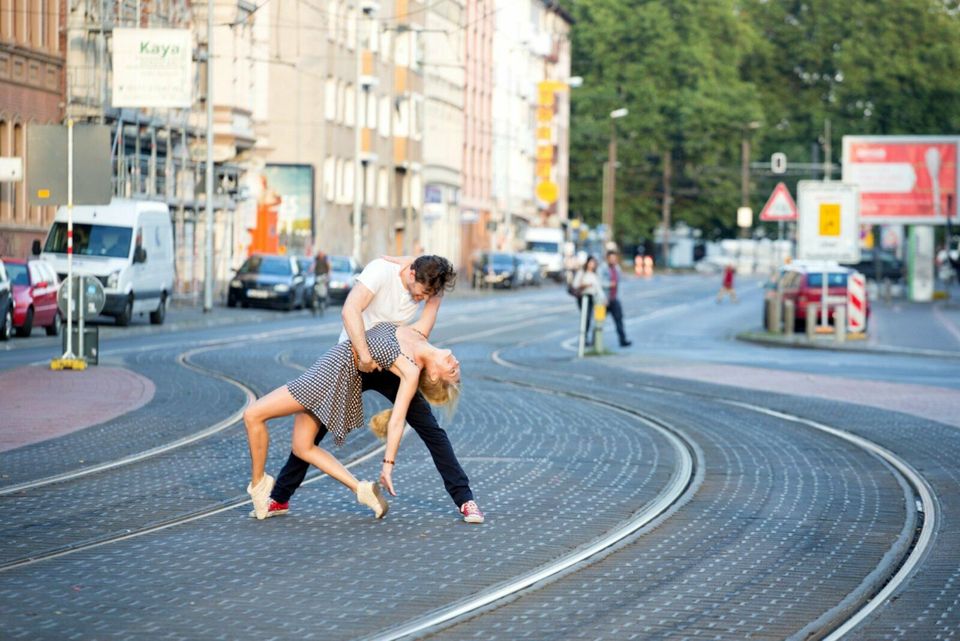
[
  {"left": 203, "top": 0, "right": 215, "bottom": 312},
  {"left": 740, "top": 132, "right": 750, "bottom": 240},
  {"left": 823, "top": 118, "right": 832, "bottom": 181},
  {"left": 661, "top": 150, "right": 671, "bottom": 269},
  {"left": 602, "top": 124, "right": 616, "bottom": 237}
]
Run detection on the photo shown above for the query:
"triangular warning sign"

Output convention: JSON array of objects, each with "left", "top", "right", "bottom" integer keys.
[{"left": 759, "top": 182, "right": 798, "bottom": 222}]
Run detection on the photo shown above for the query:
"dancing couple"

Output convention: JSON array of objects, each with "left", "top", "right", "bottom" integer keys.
[{"left": 243, "top": 254, "right": 484, "bottom": 523}]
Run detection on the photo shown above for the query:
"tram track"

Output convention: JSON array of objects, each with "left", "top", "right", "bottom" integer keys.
[{"left": 489, "top": 341, "right": 937, "bottom": 641}]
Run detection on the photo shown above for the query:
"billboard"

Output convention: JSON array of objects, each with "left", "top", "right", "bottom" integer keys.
[
  {"left": 842, "top": 136, "right": 959, "bottom": 224},
  {"left": 112, "top": 29, "right": 193, "bottom": 108},
  {"left": 263, "top": 164, "right": 314, "bottom": 253}
]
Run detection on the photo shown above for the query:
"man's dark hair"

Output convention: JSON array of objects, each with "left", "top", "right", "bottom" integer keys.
[{"left": 412, "top": 255, "right": 457, "bottom": 296}]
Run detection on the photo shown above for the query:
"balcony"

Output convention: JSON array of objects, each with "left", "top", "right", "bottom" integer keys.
[
  {"left": 360, "top": 50, "right": 378, "bottom": 89},
  {"left": 360, "top": 128, "right": 378, "bottom": 163}
]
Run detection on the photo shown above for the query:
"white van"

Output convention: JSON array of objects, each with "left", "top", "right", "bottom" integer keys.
[
  {"left": 37, "top": 199, "right": 174, "bottom": 326},
  {"left": 524, "top": 227, "right": 566, "bottom": 282}
]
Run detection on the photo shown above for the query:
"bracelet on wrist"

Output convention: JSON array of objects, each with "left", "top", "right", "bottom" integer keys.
[{"left": 383, "top": 458, "right": 395, "bottom": 465}]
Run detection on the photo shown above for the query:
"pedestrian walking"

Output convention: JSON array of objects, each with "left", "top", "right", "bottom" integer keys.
[
  {"left": 571, "top": 255, "right": 606, "bottom": 347},
  {"left": 312, "top": 249, "right": 330, "bottom": 313},
  {"left": 259, "top": 255, "right": 485, "bottom": 524},
  {"left": 244, "top": 321, "right": 462, "bottom": 520},
  {"left": 717, "top": 263, "right": 738, "bottom": 303},
  {"left": 600, "top": 250, "right": 632, "bottom": 347}
]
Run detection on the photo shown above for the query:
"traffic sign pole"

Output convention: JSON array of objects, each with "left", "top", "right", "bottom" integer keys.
[{"left": 65, "top": 119, "right": 74, "bottom": 360}]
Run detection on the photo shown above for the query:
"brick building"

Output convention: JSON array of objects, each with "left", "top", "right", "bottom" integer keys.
[{"left": 0, "top": 0, "right": 65, "bottom": 258}]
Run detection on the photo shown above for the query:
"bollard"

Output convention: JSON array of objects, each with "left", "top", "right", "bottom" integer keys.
[
  {"left": 806, "top": 303, "right": 817, "bottom": 340},
  {"left": 882, "top": 278, "right": 892, "bottom": 304},
  {"left": 593, "top": 303, "right": 607, "bottom": 354},
  {"left": 577, "top": 295, "right": 589, "bottom": 358},
  {"left": 766, "top": 296, "right": 783, "bottom": 334},
  {"left": 783, "top": 299, "right": 795, "bottom": 334},
  {"left": 834, "top": 305, "right": 846, "bottom": 343}
]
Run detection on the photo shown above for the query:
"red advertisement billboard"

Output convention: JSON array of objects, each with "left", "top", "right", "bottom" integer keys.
[{"left": 842, "top": 136, "right": 959, "bottom": 224}]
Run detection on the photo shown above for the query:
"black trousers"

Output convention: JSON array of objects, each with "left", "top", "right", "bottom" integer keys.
[
  {"left": 608, "top": 298, "right": 628, "bottom": 344},
  {"left": 270, "top": 369, "right": 474, "bottom": 507}
]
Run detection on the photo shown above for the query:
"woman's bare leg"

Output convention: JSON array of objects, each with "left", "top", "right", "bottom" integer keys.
[
  {"left": 244, "top": 385, "right": 305, "bottom": 486},
  {"left": 291, "top": 411, "right": 360, "bottom": 493}
]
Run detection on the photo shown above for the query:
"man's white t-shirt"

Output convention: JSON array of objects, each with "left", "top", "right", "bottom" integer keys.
[{"left": 338, "top": 259, "right": 420, "bottom": 342}]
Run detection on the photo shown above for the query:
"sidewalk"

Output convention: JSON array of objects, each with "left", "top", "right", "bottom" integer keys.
[{"left": 738, "top": 299, "right": 960, "bottom": 358}]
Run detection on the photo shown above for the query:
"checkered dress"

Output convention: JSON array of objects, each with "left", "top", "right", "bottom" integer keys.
[{"left": 287, "top": 322, "right": 403, "bottom": 446}]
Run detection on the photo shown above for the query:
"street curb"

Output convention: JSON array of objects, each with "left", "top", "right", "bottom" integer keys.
[{"left": 736, "top": 331, "right": 960, "bottom": 360}]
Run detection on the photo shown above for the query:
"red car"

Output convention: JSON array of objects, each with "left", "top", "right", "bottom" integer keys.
[
  {"left": 771, "top": 262, "right": 870, "bottom": 332},
  {"left": 5, "top": 259, "right": 61, "bottom": 337}
]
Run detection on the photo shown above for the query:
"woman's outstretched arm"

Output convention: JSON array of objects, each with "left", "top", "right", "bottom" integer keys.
[{"left": 379, "top": 362, "right": 419, "bottom": 496}]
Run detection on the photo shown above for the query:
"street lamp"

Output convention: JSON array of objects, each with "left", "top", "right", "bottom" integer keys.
[
  {"left": 739, "top": 120, "right": 761, "bottom": 239},
  {"left": 602, "top": 107, "right": 628, "bottom": 241}
]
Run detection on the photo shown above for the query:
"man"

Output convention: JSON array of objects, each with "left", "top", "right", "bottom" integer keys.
[
  {"left": 717, "top": 263, "right": 737, "bottom": 303},
  {"left": 258, "top": 254, "right": 485, "bottom": 523},
  {"left": 600, "top": 250, "right": 632, "bottom": 347}
]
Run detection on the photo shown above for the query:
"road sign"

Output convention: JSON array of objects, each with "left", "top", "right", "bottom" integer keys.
[
  {"left": 842, "top": 136, "right": 959, "bottom": 224},
  {"left": 737, "top": 207, "right": 752, "bottom": 228},
  {"left": 57, "top": 275, "right": 106, "bottom": 320},
  {"left": 771, "top": 152, "right": 787, "bottom": 174},
  {"left": 759, "top": 182, "right": 798, "bottom": 222},
  {"left": 797, "top": 181, "right": 861, "bottom": 263},
  {"left": 26, "top": 124, "right": 112, "bottom": 206}
]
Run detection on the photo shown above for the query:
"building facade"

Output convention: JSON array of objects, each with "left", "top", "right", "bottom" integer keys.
[
  {"left": 420, "top": 0, "right": 464, "bottom": 266},
  {"left": 458, "top": 0, "right": 494, "bottom": 280},
  {"left": 491, "top": 0, "right": 571, "bottom": 251},
  {"left": 0, "top": 0, "right": 65, "bottom": 258}
]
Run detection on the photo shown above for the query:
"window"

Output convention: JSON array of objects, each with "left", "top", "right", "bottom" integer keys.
[
  {"left": 378, "top": 168, "right": 388, "bottom": 207},
  {"left": 327, "top": 0, "right": 338, "bottom": 40},
  {"left": 343, "top": 162, "right": 354, "bottom": 203},
  {"left": 346, "top": 7, "right": 356, "bottom": 49},
  {"left": 364, "top": 164, "right": 375, "bottom": 206},
  {"left": 37, "top": 0, "right": 47, "bottom": 48},
  {"left": 337, "top": 80, "right": 346, "bottom": 123},
  {"left": 367, "top": 93, "right": 377, "bottom": 131},
  {"left": 345, "top": 84, "right": 355, "bottom": 127},
  {"left": 325, "top": 77, "right": 337, "bottom": 121},
  {"left": 323, "top": 157, "right": 335, "bottom": 201},
  {"left": 379, "top": 96, "right": 390, "bottom": 136}
]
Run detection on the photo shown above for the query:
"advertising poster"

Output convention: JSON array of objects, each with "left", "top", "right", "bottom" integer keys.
[
  {"left": 842, "top": 136, "right": 959, "bottom": 224},
  {"left": 263, "top": 164, "right": 314, "bottom": 253}
]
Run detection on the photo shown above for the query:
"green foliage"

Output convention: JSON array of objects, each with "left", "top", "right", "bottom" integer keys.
[{"left": 569, "top": 0, "right": 960, "bottom": 246}]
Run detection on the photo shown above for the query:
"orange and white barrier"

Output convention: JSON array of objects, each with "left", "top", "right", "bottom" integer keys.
[{"left": 847, "top": 273, "right": 866, "bottom": 333}]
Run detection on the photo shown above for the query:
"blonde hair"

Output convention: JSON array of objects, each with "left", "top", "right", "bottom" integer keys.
[{"left": 369, "top": 371, "right": 461, "bottom": 440}]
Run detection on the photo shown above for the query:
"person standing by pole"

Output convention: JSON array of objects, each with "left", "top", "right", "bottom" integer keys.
[{"left": 601, "top": 250, "right": 632, "bottom": 347}]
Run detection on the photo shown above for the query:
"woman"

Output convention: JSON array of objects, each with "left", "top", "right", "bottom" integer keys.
[
  {"left": 244, "top": 321, "right": 461, "bottom": 520},
  {"left": 572, "top": 255, "right": 607, "bottom": 346}
]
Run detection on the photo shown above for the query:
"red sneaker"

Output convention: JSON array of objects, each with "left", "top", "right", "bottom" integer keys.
[
  {"left": 459, "top": 500, "right": 485, "bottom": 524},
  {"left": 248, "top": 500, "right": 289, "bottom": 519}
]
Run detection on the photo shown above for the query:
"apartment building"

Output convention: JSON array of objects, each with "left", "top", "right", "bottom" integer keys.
[
  {"left": 0, "top": 0, "right": 65, "bottom": 258},
  {"left": 459, "top": 0, "right": 494, "bottom": 278},
  {"left": 420, "top": 0, "right": 464, "bottom": 265},
  {"left": 491, "top": 0, "right": 572, "bottom": 250},
  {"left": 253, "top": 0, "right": 425, "bottom": 264}
]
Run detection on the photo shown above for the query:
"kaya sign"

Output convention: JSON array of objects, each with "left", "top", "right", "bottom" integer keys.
[{"left": 112, "top": 29, "right": 193, "bottom": 108}]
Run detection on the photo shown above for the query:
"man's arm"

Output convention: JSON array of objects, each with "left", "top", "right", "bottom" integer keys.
[
  {"left": 410, "top": 295, "right": 442, "bottom": 338},
  {"left": 342, "top": 283, "right": 380, "bottom": 372}
]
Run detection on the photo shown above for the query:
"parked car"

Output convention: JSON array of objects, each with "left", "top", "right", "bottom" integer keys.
[
  {"left": 5, "top": 258, "right": 60, "bottom": 337},
  {"left": 843, "top": 249, "right": 903, "bottom": 282},
  {"left": 0, "top": 258, "right": 14, "bottom": 340},
  {"left": 227, "top": 254, "right": 307, "bottom": 310},
  {"left": 767, "top": 262, "right": 870, "bottom": 332},
  {"left": 38, "top": 198, "right": 174, "bottom": 326},
  {"left": 327, "top": 255, "right": 361, "bottom": 304},
  {"left": 475, "top": 252, "right": 521, "bottom": 289},
  {"left": 518, "top": 253, "right": 543, "bottom": 286}
]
